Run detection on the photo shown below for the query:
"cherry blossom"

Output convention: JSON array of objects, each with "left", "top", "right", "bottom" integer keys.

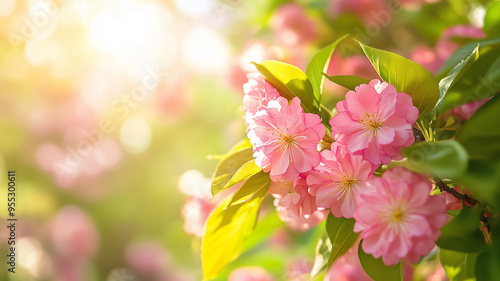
[
  {"left": 353, "top": 167, "right": 447, "bottom": 265},
  {"left": 330, "top": 79, "right": 418, "bottom": 165},
  {"left": 248, "top": 96, "right": 325, "bottom": 181},
  {"left": 307, "top": 143, "right": 377, "bottom": 218}
]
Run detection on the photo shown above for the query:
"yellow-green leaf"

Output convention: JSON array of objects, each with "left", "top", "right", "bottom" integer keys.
[
  {"left": 202, "top": 172, "right": 271, "bottom": 280},
  {"left": 358, "top": 41, "right": 440, "bottom": 118},
  {"left": 252, "top": 60, "right": 317, "bottom": 114}
]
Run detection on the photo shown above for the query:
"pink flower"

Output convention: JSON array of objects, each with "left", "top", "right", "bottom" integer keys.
[
  {"left": 248, "top": 96, "right": 325, "bottom": 181},
  {"left": 270, "top": 176, "right": 327, "bottom": 231},
  {"left": 243, "top": 73, "right": 281, "bottom": 125},
  {"left": 436, "top": 25, "right": 485, "bottom": 62},
  {"left": 448, "top": 98, "right": 490, "bottom": 121},
  {"left": 49, "top": 206, "right": 99, "bottom": 260},
  {"left": 307, "top": 143, "right": 377, "bottom": 218},
  {"left": 410, "top": 45, "right": 443, "bottom": 74},
  {"left": 353, "top": 167, "right": 447, "bottom": 265},
  {"left": 229, "top": 267, "right": 274, "bottom": 281},
  {"left": 330, "top": 79, "right": 418, "bottom": 165},
  {"left": 271, "top": 3, "right": 317, "bottom": 46}
]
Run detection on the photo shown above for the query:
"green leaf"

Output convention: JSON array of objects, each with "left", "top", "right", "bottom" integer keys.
[
  {"left": 455, "top": 95, "right": 500, "bottom": 159},
  {"left": 475, "top": 247, "right": 500, "bottom": 281},
  {"left": 311, "top": 233, "right": 333, "bottom": 277},
  {"left": 440, "top": 51, "right": 500, "bottom": 113},
  {"left": 402, "top": 140, "right": 468, "bottom": 179},
  {"left": 325, "top": 213, "right": 359, "bottom": 268},
  {"left": 456, "top": 159, "right": 500, "bottom": 210},
  {"left": 252, "top": 60, "right": 317, "bottom": 114},
  {"left": 324, "top": 75, "right": 371, "bottom": 90},
  {"left": 242, "top": 211, "right": 282, "bottom": 252},
  {"left": 202, "top": 172, "right": 271, "bottom": 280},
  {"left": 436, "top": 46, "right": 479, "bottom": 113},
  {"left": 436, "top": 204, "right": 486, "bottom": 253},
  {"left": 358, "top": 242, "right": 403, "bottom": 281},
  {"left": 437, "top": 37, "right": 500, "bottom": 76},
  {"left": 440, "top": 249, "right": 479, "bottom": 281},
  {"left": 306, "top": 34, "right": 348, "bottom": 101},
  {"left": 210, "top": 139, "right": 260, "bottom": 196},
  {"left": 357, "top": 41, "right": 440, "bottom": 118},
  {"left": 483, "top": 1, "right": 500, "bottom": 37}
]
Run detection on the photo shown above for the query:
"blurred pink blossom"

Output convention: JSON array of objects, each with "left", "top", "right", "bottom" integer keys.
[
  {"left": 410, "top": 45, "right": 443, "bottom": 74},
  {"left": 49, "top": 205, "right": 99, "bottom": 260},
  {"left": 448, "top": 98, "right": 490, "bottom": 121},
  {"left": 286, "top": 259, "right": 313, "bottom": 281},
  {"left": 125, "top": 241, "right": 170, "bottom": 278},
  {"left": 329, "top": 0, "right": 387, "bottom": 23},
  {"left": 436, "top": 25, "right": 485, "bottom": 62},
  {"left": 324, "top": 241, "right": 371, "bottom": 281},
  {"left": 271, "top": 3, "right": 317, "bottom": 47},
  {"left": 228, "top": 266, "right": 274, "bottom": 281}
]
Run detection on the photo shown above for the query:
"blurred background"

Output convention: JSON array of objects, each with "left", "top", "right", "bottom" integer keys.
[{"left": 0, "top": 0, "right": 493, "bottom": 280}]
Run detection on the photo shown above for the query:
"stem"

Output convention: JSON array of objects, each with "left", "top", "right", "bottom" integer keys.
[{"left": 433, "top": 176, "right": 489, "bottom": 227}]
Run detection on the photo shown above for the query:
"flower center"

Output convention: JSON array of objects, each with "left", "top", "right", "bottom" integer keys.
[
  {"left": 386, "top": 202, "right": 407, "bottom": 226},
  {"left": 359, "top": 111, "right": 382, "bottom": 134},
  {"left": 280, "top": 134, "right": 297, "bottom": 149},
  {"left": 333, "top": 174, "right": 358, "bottom": 198}
]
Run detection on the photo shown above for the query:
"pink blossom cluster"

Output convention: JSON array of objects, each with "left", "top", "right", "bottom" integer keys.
[{"left": 242, "top": 74, "right": 447, "bottom": 266}]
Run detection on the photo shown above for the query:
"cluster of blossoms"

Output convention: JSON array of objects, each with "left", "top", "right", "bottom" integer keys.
[{"left": 243, "top": 74, "right": 447, "bottom": 265}]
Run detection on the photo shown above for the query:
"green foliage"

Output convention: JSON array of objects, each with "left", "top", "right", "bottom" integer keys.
[
  {"left": 436, "top": 204, "right": 486, "bottom": 253},
  {"left": 437, "top": 37, "right": 500, "bottom": 76},
  {"left": 210, "top": 139, "right": 261, "bottom": 196},
  {"left": 358, "top": 243, "right": 403, "bottom": 281},
  {"left": 357, "top": 41, "right": 440, "bottom": 118},
  {"left": 440, "top": 51, "right": 500, "bottom": 113},
  {"left": 483, "top": 1, "right": 500, "bottom": 38},
  {"left": 475, "top": 248, "right": 500, "bottom": 281},
  {"left": 311, "top": 233, "right": 333, "bottom": 277},
  {"left": 311, "top": 213, "right": 359, "bottom": 277},
  {"left": 440, "top": 249, "right": 479, "bottom": 281},
  {"left": 252, "top": 60, "right": 318, "bottom": 114},
  {"left": 324, "top": 75, "right": 370, "bottom": 90},
  {"left": 202, "top": 172, "right": 271, "bottom": 280},
  {"left": 436, "top": 46, "right": 479, "bottom": 113},
  {"left": 402, "top": 140, "right": 468, "bottom": 179},
  {"left": 306, "top": 34, "right": 348, "bottom": 101},
  {"left": 455, "top": 95, "right": 500, "bottom": 159},
  {"left": 325, "top": 214, "right": 359, "bottom": 268},
  {"left": 456, "top": 159, "right": 500, "bottom": 210}
]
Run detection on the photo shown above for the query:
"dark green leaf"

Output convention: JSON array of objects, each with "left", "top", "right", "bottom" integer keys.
[
  {"left": 252, "top": 60, "right": 317, "bottom": 114},
  {"left": 440, "top": 249, "right": 479, "bottom": 281},
  {"left": 436, "top": 46, "right": 479, "bottom": 113},
  {"left": 436, "top": 204, "right": 486, "bottom": 253},
  {"left": 440, "top": 51, "right": 500, "bottom": 113},
  {"left": 306, "top": 34, "right": 348, "bottom": 102},
  {"left": 483, "top": 1, "right": 500, "bottom": 37},
  {"left": 358, "top": 242, "right": 403, "bottom": 281},
  {"left": 202, "top": 172, "right": 271, "bottom": 280},
  {"left": 325, "top": 213, "right": 359, "bottom": 268},
  {"left": 475, "top": 247, "right": 500, "bottom": 281},
  {"left": 456, "top": 159, "right": 500, "bottom": 210},
  {"left": 437, "top": 37, "right": 500, "bottom": 76},
  {"left": 357, "top": 41, "right": 440, "bottom": 118},
  {"left": 455, "top": 95, "right": 500, "bottom": 159},
  {"left": 402, "top": 140, "right": 468, "bottom": 179},
  {"left": 324, "top": 75, "right": 371, "bottom": 90}
]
